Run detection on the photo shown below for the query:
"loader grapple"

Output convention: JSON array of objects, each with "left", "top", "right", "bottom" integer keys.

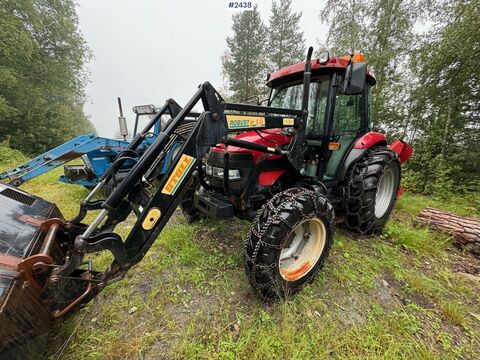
[{"left": 0, "top": 184, "right": 64, "bottom": 358}]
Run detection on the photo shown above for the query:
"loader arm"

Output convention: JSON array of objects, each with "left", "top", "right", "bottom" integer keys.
[
  {"left": 0, "top": 100, "right": 194, "bottom": 189},
  {"left": 0, "top": 83, "right": 304, "bottom": 357},
  {"left": 42, "top": 82, "right": 304, "bottom": 307},
  {"left": 0, "top": 135, "right": 130, "bottom": 187}
]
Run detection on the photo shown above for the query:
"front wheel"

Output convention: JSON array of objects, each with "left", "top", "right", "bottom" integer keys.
[
  {"left": 244, "top": 188, "right": 335, "bottom": 299},
  {"left": 179, "top": 176, "right": 205, "bottom": 223}
]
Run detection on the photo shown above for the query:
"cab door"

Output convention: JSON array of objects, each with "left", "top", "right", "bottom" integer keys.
[{"left": 323, "top": 85, "right": 368, "bottom": 180}]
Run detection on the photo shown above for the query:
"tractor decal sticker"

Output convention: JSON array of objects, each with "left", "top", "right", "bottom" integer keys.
[
  {"left": 282, "top": 117, "right": 295, "bottom": 126},
  {"left": 226, "top": 115, "right": 266, "bottom": 129},
  {"left": 142, "top": 208, "right": 161, "bottom": 230},
  {"left": 161, "top": 154, "right": 196, "bottom": 195}
]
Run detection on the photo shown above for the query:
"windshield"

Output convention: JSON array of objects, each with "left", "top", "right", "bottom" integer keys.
[{"left": 270, "top": 76, "right": 330, "bottom": 136}]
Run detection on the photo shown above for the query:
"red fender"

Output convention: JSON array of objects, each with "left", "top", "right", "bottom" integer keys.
[
  {"left": 389, "top": 139, "right": 413, "bottom": 163},
  {"left": 258, "top": 170, "right": 287, "bottom": 186},
  {"left": 353, "top": 132, "right": 387, "bottom": 149}
]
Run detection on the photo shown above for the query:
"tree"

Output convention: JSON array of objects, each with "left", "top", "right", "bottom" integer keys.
[
  {"left": 406, "top": 0, "right": 480, "bottom": 194},
  {"left": 0, "top": 0, "right": 94, "bottom": 155},
  {"left": 320, "top": 0, "right": 370, "bottom": 55},
  {"left": 321, "top": 0, "right": 480, "bottom": 197},
  {"left": 320, "top": 0, "right": 420, "bottom": 132},
  {"left": 267, "top": 0, "right": 306, "bottom": 72},
  {"left": 222, "top": 7, "right": 267, "bottom": 102}
]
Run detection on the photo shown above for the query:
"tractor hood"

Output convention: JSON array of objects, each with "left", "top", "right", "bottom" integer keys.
[{"left": 211, "top": 129, "right": 292, "bottom": 163}]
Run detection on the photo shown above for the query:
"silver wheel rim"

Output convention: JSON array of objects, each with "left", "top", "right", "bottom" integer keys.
[
  {"left": 374, "top": 167, "right": 395, "bottom": 218},
  {"left": 279, "top": 218, "right": 326, "bottom": 281}
]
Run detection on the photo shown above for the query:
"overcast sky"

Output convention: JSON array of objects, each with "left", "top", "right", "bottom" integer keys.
[{"left": 77, "top": 0, "right": 328, "bottom": 137}]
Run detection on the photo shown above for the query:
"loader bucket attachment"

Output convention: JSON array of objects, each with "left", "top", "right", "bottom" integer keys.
[{"left": 0, "top": 184, "right": 66, "bottom": 358}]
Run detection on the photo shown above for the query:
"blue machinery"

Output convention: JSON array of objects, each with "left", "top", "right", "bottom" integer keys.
[{"left": 0, "top": 101, "right": 193, "bottom": 188}]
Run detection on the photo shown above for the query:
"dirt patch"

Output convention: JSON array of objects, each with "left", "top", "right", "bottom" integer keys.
[
  {"left": 194, "top": 218, "right": 247, "bottom": 254},
  {"left": 370, "top": 275, "right": 403, "bottom": 308},
  {"left": 450, "top": 250, "right": 480, "bottom": 276}
]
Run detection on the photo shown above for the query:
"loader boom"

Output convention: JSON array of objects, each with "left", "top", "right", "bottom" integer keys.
[{"left": 58, "top": 82, "right": 304, "bottom": 286}]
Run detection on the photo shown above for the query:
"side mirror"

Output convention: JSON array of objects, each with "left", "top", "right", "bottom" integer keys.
[{"left": 341, "top": 62, "right": 367, "bottom": 95}]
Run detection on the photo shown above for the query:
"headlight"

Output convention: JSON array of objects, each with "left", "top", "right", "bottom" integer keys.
[
  {"left": 227, "top": 169, "right": 241, "bottom": 180},
  {"left": 205, "top": 164, "right": 213, "bottom": 175},
  {"left": 206, "top": 164, "right": 241, "bottom": 180}
]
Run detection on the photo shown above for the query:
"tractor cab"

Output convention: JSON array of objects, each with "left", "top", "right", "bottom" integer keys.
[{"left": 266, "top": 53, "right": 375, "bottom": 182}]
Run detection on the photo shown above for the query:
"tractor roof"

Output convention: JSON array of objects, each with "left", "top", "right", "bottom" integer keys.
[{"left": 266, "top": 55, "right": 376, "bottom": 88}]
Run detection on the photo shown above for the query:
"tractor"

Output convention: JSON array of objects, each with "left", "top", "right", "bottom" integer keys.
[
  {"left": 0, "top": 99, "right": 198, "bottom": 193},
  {"left": 0, "top": 47, "right": 412, "bottom": 357}
]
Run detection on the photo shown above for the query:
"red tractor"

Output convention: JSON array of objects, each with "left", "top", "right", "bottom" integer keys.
[
  {"left": 188, "top": 50, "right": 412, "bottom": 296},
  {"left": 0, "top": 47, "right": 412, "bottom": 356}
]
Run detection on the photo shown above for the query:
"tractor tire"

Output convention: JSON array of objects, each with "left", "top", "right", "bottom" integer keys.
[
  {"left": 345, "top": 147, "right": 400, "bottom": 235},
  {"left": 245, "top": 188, "right": 335, "bottom": 299},
  {"left": 179, "top": 176, "right": 204, "bottom": 223}
]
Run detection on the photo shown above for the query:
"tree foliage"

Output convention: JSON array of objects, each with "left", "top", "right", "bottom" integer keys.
[
  {"left": 321, "top": 0, "right": 420, "bottom": 132},
  {"left": 406, "top": 0, "right": 480, "bottom": 195},
  {"left": 0, "top": 0, "right": 94, "bottom": 155},
  {"left": 223, "top": 7, "right": 267, "bottom": 102},
  {"left": 321, "top": 0, "right": 479, "bottom": 196},
  {"left": 267, "top": 0, "right": 305, "bottom": 72}
]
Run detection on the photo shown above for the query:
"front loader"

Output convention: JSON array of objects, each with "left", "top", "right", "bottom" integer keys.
[
  {"left": 0, "top": 48, "right": 412, "bottom": 357},
  {"left": 0, "top": 100, "right": 198, "bottom": 192}
]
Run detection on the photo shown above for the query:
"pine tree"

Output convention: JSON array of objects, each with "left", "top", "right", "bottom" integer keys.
[
  {"left": 267, "top": 0, "right": 306, "bottom": 72},
  {"left": 222, "top": 7, "right": 267, "bottom": 102}
]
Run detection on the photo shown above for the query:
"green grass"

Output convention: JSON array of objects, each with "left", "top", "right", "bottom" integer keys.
[
  {"left": 396, "top": 193, "right": 480, "bottom": 218},
  {"left": 1, "top": 149, "right": 479, "bottom": 359}
]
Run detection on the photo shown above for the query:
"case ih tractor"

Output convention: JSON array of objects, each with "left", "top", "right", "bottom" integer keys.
[{"left": 0, "top": 48, "right": 412, "bottom": 357}]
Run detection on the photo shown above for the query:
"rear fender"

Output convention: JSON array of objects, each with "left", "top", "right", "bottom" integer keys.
[
  {"left": 338, "top": 132, "right": 388, "bottom": 181},
  {"left": 353, "top": 132, "right": 387, "bottom": 149},
  {"left": 389, "top": 139, "right": 413, "bottom": 163}
]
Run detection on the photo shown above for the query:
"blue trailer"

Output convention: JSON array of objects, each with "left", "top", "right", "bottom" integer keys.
[{"left": 0, "top": 100, "right": 196, "bottom": 189}]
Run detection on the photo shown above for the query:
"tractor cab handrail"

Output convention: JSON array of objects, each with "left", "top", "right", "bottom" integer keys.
[{"left": 225, "top": 102, "right": 302, "bottom": 116}]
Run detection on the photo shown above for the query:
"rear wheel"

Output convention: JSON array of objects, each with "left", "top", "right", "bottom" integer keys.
[
  {"left": 345, "top": 148, "right": 400, "bottom": 235},
  {"left": 245, "top": 188, "right": 335, "bottom": 299}
]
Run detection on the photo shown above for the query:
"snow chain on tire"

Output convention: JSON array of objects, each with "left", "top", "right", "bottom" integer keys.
[
  {"left": 179, "top": 176, "right": 204, "bottom": 223},
  {"left": 344, "top": 147, "right": 401, "bottom": 235},
  {"left": 244, "top": 188, "right": 335, "bottom": 299}
]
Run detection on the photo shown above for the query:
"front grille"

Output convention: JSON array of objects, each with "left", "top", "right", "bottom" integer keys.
[
  {"left": 206, "top": 151, "right": 253, "bottom": 195},
  {"left": 0, "top": 188, "right": 35, "bottom": 206}
]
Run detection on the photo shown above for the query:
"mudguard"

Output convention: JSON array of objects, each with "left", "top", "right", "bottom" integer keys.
[
  {"left": 389, "top": 139, "right": 413, "bottom": 163},
  {"left": 338, "top": 133, "right": 412, "bottom": 181},
  {"left": 338, "top": 132, "right": 388, "bottom": 181},
  {"left": 353, "top": 132, "right": 387, "bottom": 149}
]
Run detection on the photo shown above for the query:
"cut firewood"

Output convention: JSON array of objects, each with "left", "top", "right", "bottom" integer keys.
[{"left": 416, "top": 207, "right": 480, "bottom": 256}]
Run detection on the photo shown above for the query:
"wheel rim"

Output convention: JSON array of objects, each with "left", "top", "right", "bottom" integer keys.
[
  {"left": 279, "top": 218, "right": 326, "bottom": 282},
  {"left": 374, "top": 167, "right": 395, "bottom": 218}
]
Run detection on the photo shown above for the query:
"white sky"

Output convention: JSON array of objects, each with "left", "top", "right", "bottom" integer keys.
[{"left": 77, "top": 0, "right": 328, "bottom": 137}]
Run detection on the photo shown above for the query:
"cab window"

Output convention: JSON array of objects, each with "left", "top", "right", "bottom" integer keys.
[{"left": 269, "top": 76, "right": 330, "bottom": 136}]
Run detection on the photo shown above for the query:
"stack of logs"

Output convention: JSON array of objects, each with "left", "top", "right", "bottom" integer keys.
[{"left": 416, "top": 207, "right": 480, "bottom": 256}]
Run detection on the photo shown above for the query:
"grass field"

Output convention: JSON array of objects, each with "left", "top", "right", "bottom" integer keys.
[{"left": 1, "top": 147, "right": 479, "bottom": 359}]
